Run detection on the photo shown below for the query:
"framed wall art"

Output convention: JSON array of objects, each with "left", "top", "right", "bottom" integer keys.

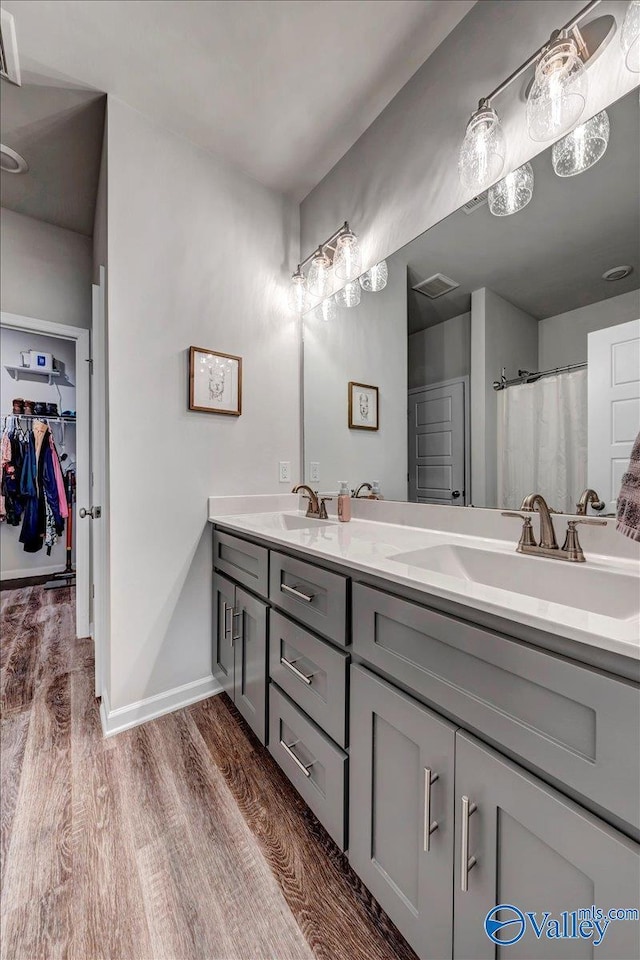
[
  {"left": 348, "top": 381, "right": 379, "bottom": 431},
  {"left": 188, "top": 346, "right": 242, "bottom": 416}
]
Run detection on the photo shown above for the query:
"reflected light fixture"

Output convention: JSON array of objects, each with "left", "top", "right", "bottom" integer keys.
[
  {"left": 307, "top": 248, "right": 332, "bottom": 298},
  {"left": 552, "top": 109, "right": 609, "bottom": 176},
  {"left": 335, "top": 280, "right": 361, "bottom": 308},
  {"left": 621, "top": 0, "right": 640, "bottom": 72},
  {"left": 488, "top": 162, "right": 534, "bottom": 216},
  {"left": 527, "top": 32, "right": 587, "bottom": 142},
  {"left": 458, "top": 100, "right": 506, "bottom": 192},
  {"left": 333, "top": 229, "right": 362, "bottom": 281},
  {"left": 314, "top": 296, "right": 337, "bottom": 322},
  {"left": 359, "top": 260, "right": 388, "bottom": 293},
  {"left": 287, "top": 266, "right": 307, "bottom": 314}
]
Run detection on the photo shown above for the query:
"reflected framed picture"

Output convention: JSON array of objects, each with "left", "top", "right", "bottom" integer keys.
[
  {"left": 348, "top": 381, "right": 379, "bottom": 431},
  {"left": 189, "top": 346, "right": 242, "bottom": 416}
]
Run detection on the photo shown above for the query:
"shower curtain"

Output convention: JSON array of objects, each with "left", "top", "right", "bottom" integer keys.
[{"left": 497, "top": 369, "right": 587, "bottom": 513}]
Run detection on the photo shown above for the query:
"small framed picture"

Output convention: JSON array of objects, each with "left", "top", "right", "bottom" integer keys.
[
  {"left": 189, "top": 346, "right": 242, "bottom": 416},
  {"left": 348, "top": 381, "right": 379, "bottom": 431}
]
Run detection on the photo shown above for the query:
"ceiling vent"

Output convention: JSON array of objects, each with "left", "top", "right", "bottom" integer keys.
[
  {"left": 0, "top": 10, "right": 21, "bottom": 86},
  {"left": 462, "top": 192, "right": 488, "bottom": 214},
  {"left": 412, "top": 273, "right": 460, "bottom": 299}
]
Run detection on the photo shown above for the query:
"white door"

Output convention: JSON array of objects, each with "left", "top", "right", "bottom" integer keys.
[
  {"left": 588, "top": 318, "right": 640, "bottom": 513},
  {"left": 90, "top": 267, "right": 107, "bottom": 697},
  {"left": 408, "top": 380, "right": 466, "bottom": 504}
]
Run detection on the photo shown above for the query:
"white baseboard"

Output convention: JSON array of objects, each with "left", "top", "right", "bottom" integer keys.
[
  {"left": 100, "top": 674, "right": 222, "bottom": 737},
  {"left": 1, "top": 564, "right": 62, "bottom": 580}
]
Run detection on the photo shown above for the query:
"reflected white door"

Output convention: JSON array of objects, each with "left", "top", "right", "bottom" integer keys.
[
  {"left": 408, "top": 379, "right": 466, "bottom": 504},
  {"left": 588, "top": 318, "right": 640, "bottom": 513}
]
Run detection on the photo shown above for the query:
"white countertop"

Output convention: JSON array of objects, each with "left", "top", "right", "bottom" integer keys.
[{"left": 207, "top": 497, "right": 640, "bottom": 662}]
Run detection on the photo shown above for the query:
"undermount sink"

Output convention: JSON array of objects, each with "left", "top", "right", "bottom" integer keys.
[
  {"left": 256, "top": 513, "right": 337, "bottom": 532},
  {"left": 391, "top": 544, "right": 640, "bottom": 621}
]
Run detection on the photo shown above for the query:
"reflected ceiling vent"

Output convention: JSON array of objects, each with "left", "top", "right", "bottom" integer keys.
[
  {"left": 0, "top": 10, "right": 21, "bottom": 86},
  {"left": 412, "top": 273, "right": 460, "bottom": 299},
  {"left": 462, "top": 191, "right": 488, "bottom": 214},
  {"left": 0, "top": 144, "right": 28, "bottom": 174},
  {"left": 602, "top": 265, "right": 633, "bottom": 282}
]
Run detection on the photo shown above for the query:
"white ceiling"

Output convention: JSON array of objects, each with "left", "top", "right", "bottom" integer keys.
[{"left": 1, "top": 0, "right": 475, "bottom": 201}]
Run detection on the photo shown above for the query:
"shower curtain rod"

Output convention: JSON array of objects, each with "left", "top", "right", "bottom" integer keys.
[
  {"left": 1, "top": 414, "right": 77, "bottom": 424},
  {"left": 493, "top": 361, "right": 587, "bottom": 391}
]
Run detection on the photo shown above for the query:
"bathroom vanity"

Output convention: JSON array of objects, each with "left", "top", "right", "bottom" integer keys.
[{"left": 210, "top": 506, "right": 640, "bottom": 960}]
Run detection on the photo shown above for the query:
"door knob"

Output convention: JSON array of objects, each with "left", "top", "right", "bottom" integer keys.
[
  {"left": 451, "top": 490, "right": 461, "bottom": 499},
  {"left": 79, "top": 506, "right": 102, "bottom": 519}
]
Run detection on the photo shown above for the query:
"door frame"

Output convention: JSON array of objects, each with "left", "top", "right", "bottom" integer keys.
[
  {"left": 408, "top": 376, "right": 470, "bottom": 505},
  {"left": 1, "top": 311, "right": 91, "bottom": 638}
]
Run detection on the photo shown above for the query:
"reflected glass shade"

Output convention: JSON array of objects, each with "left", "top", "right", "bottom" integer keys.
[
  {"left": 287, "top": 272, "right": 307, "bottom": 314},
  {"left": 621, "top": 0, "right": 640, "bottom": 72},
  {"left": 552, "top": 110, "right": 609, "bottom": 177},
  {"left": 333, "top": 231, "right": 362, "bottom": 281},
  {"left": 488, "top": 162, "right": 534, "bottom": 216},
  {"left": 458, "top": 104, "right": 506, "bottom": 192},
  {"left": 335, "top": 280, "right": 361, "bottom": 308},
  {"left": 307, "top": 252, "right": 332, "bottom": 298},
  {"left": 359, "top": 259, "right": 388, "bottom": 292},
  {"left": 527, "top": 38, "right": 587, "bottom": 142},
  {"left": 314, "top": 296, "right": 337, "bottom": 322}
]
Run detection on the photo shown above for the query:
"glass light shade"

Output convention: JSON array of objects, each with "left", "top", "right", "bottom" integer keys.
[
  {"left": 287, "top": 273, "right": 307, "bottom": 314},
  {"left": 359, "top": 260, "right": 388, "bottom": 292},
  {"left": 335, "top": 280, "right": 361, "bottom": 308},
  {"left": 458, "top": 104, "right": 506, "bottom": 192},
  {"left": 314, "top": 296, "right": 337, "bottom": 322},
  {"left": 621, "top": 1, "right": 640, "bottom": 72},
  {"left": 527, "top": 38, "right": 587, "bottom": 142},
  {"left": 488, "top": 162, "right": 534, "bottom": 216},
  {"left": 552, "top": 110, "right": 609, "bottom": 177},
  {"left": 307, "top": 252, "right": 332, "bottom": 298},
  {"left": 333, "top": 232, "right": 362, "bottom": 281}
]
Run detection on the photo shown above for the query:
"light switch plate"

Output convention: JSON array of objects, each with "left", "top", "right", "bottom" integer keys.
[
  {"left": 279, "top": 461, "right": 291, "bottom": 483},
  {"left": 309, "top": 461, "right": 320, "bottom": 482}
]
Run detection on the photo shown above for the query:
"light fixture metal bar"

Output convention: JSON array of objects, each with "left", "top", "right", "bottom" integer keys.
[
  {"left": 483, "top": 0, "right": 601, "bottom": 106},
  {"left": 298, "top": 221, "right": 350, "bottom": 272}
]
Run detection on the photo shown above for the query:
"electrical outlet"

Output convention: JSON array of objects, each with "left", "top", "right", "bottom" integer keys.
[
  {"left": 309, "top": 461, "right": 320, "bottom": 482},
  {"left": 279, "top": 461, "right": 291, "bottom": 483}
]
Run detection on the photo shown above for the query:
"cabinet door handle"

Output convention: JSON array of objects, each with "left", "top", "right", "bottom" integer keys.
[
  {"left": 460, "top": 795, "right": 478, "bottom": 891},
  {"left": 423, "top": 768, "right": 439, "bottom": 852},
  {"left": 232, "top": 609, "right": 243, "bottom": 644},
  {"left": 280, "top": 656, "right": 313, "bottom": 685},
  {"left": 280, "top": 739, "right": 314, "bottom": 777},
  {"left": 222, "top": 601, "right": 232, "bottom": 643},
  {"left": 281, "top": 582, "right": 315, "bottom": 603}
]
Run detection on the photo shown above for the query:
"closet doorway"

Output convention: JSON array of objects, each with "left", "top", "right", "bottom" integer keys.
[{"left": 1, "top": 313, "right": 91, "bottom": 641}]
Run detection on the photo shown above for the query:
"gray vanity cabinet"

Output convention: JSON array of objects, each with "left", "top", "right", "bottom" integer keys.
[
  {"left": 453, "top": 732, "right": 640, "bottom": 960},
  {"left": 212, "top": 571, "right": 268, "bottom": 744},
  {"left": 349, "top": 665, "right": 456, "bottom": 960}
]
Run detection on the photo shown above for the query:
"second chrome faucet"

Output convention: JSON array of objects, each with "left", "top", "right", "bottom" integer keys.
[{"left": 502, "top": 493, "right": 606, "bottom": 562}]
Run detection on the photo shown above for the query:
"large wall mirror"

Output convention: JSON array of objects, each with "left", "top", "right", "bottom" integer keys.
[{"left": 303, "top": 89, "right": 640, "bottom": 515}]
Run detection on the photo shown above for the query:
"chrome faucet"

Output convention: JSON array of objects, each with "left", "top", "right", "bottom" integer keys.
[
  {"left": 292, "top": 484, "right": 332, "bottom": 520},
  {"left": 353, "top": 482, "right": 373, "bottom": 498},
  {"left": 576, "top": 488, "right": 605, "bottom": 515},
  {"left": 502, "top": 492, "right": 607, "bottom": 562}
]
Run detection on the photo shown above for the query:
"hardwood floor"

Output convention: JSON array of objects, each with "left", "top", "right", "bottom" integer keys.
[{"left": 1, "top": 585, "right": 416, "bottom": 960}]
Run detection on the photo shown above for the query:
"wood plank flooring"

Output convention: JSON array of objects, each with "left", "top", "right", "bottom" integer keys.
[{"left": 1, "top": 585, "right": 416, "bottom": 960}]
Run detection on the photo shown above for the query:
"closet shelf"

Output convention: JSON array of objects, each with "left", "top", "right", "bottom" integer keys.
[{"left": 5, "top": 365, "right": 62, "bottom": 386}]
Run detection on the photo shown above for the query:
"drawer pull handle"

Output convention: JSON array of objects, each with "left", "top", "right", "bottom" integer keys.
[
  {"left": 280, "top": 739, "right": 314, "bottom": 777},
  {"left": 460, "top": 795, "right": 478, "bottom": 891},
  {"left": 222, "top": 601, "right": 233, "bottom": 644},
  {"left": 281, "top": 583, "right": 315, "bottom": 603},
  {"left": 423, "top": 768, "right": 439, "bottom": 852},
  {"left": 280, "top": 656, "right": 313, "bottom": 685}
]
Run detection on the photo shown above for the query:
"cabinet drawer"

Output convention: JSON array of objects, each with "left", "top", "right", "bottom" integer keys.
[
  {"left": 269, "top": 552, "right": 348, "bottom": 646},
  {"left": 269, "top": 683, "right": 347, "bottom": 849},
  {"left": 213, "top": 529, "right": 268, "bottom": 599},
  {"left": 269, "top": 611, "right": 349, "bottom": 747},
  {"left": 353, "top": 583, "right": 640, "bottom": 832}
]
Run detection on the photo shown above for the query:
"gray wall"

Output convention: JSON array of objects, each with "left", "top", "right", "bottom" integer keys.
[
  {"left": 408, "top": 312, "right": 470, "bottom": 391},
  {"left": 0, "top": 208, "right": 92, "bottom": 328},
  {"left": 538, "top": 290, "right": 640, "bottom": 369}
]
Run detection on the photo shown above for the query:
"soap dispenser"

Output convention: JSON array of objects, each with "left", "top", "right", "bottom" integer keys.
[{"left": 337, "top": 481, "right": 351, "bottom": 522}]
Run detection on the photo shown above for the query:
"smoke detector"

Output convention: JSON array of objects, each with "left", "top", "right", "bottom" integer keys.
[
  {"left": 0, "top": 144, "right": 28, "bottom": 174},
  {"left": 602, "top": 265, "right": 633, "bottom": 282},
  {"left": 0, "top": 10, "right": 21, "bottom": 86},
  {"left": 412, "top": 273, "right": 460, "bottom": 299}
]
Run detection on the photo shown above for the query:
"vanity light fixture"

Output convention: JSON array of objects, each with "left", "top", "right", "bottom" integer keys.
[
  {"left": 314, "top": 296, "right": 337, "bottom": 322},
  {"left": 288, "top": 266, "right": 307, "bottom": 314},
  {"left": 307, "top": 248, "right": 332, "bottom": 298},
  {"left": 621, "top": 0, "right": 640, "bottom": 72},
  {"left": 290, "top": 221, "right": 361, "bottom": 306},
  {"left": 458, "top": 100, "right": 506, "bottom": 193},
  {"left": 335, "top": 280, "right": 361, "bottom": 308},
  {"left": 552, "top": 109, "right": 609, "bottom": 176},
  {"left": 527, "top": 32, "right": 588, "bottom": 142},
  {"left": 359, "top": 259, "right": 388, "bottom": 293},
  {"left": 333, "top": 229, "right": 362, "bottom": 281},
  {"left": 488, "top": 162, "right": 534, "bottom": 216}
]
